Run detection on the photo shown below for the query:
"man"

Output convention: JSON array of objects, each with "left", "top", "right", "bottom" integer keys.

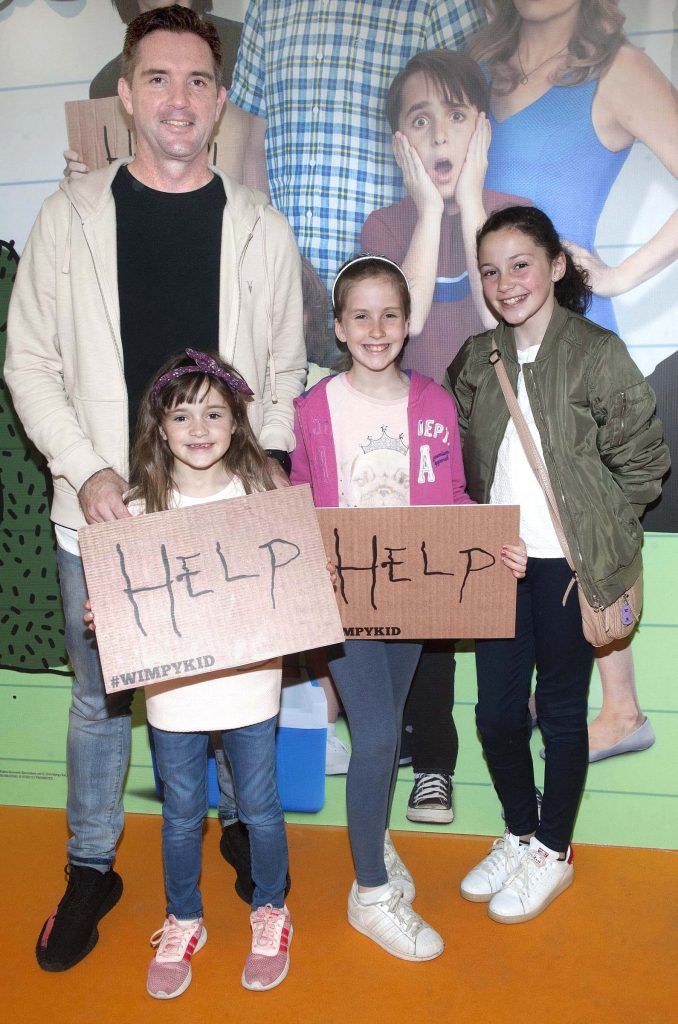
[
  {"left": 65, "top": 1, "right": 242, "bottom": 176},
  {"left": 5, "top": 5, "right": 305, "bottom": 972}
]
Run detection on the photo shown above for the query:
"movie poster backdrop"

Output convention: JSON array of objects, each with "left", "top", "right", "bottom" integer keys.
[{"left": 0, "top": 0, "right": 676, "bottom": 848}]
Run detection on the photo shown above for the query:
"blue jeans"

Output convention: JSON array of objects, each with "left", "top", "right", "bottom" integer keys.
[
  {"left": 211, "top": 735, "right": 238, "bottom": 825},
  {"left": 327, "top": 640, "right": 422, "bottom": 888},
  {"left": 152, "top": 716, "right": 288, "bottom": 918},
  {"left": 58, "top": 545, "right": 134, "bottom": 869},
  {"left": 475, "top": 558, "right": 593, "bottom": 852},
  {"left": 58, "top": 546, "right": 239, "bottom": 869}
]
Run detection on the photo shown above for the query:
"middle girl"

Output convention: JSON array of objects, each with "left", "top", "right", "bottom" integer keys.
[{"left": 291, "top": 255, "right": 526, "bottom": 962}]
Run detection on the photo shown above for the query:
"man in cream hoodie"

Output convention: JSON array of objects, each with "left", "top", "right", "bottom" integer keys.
[{"left": 5, "top": 5, "right": 305, "bottom": 972}]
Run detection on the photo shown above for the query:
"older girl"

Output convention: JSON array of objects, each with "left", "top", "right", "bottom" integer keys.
[{"left": 448, "top": 206, "right": 668, "bottom": 922}]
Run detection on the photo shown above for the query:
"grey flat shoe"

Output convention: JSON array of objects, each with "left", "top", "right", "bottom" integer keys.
[
  {"left": 538, "top": 717, "right": 656, "bottom": 763},
  {"left": 588, "top": 717, "right": 656, "bottom": 763}
]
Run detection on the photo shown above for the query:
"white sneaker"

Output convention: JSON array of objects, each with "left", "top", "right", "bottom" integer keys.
[
  {"left": 488, "top": 837, "right": 574, "bottom": 924},
  {"left": 460, "top": 830, "right": 528, "bottom": 903},
  {"left": 325, "top": 734, "right": 350, "bottom": 775},
  {"left": 347, "top": 883, "right": 444, "bottom": 962},
  {"left": 383, "top": 830, "right": 415, "bottom": 902}
]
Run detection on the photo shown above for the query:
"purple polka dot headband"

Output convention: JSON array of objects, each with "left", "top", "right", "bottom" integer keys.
[{"left": 151, "top": 349, "right": 254, "bottom": 401}]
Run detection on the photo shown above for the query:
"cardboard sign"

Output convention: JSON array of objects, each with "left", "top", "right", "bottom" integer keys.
[
  {"left": 316, "top": 505, "right": 520, "bottom": 639},
  {"left": 65, "top": 97, "right": 230, "bottom": 172},
  {"left": 79, "top": 485, "right": 344, "bottom": 694}
]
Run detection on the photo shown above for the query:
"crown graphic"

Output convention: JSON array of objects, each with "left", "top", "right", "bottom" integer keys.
[{"left": 360, "top": 426, "right": 409, "bottom": 456}]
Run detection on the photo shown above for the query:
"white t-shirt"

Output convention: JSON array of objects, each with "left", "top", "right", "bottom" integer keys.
[
  {"left": 108, "top": 480, "right": 282, "bottom": 733},
  {"left": 54, "top": 522, "right": 83, "bottom": 556},
  {"left": 326, "top": 373, "right": 410, "bottom": 508},
  {"left": 490, "top": 345, "right": 563, "bottom": 558}
]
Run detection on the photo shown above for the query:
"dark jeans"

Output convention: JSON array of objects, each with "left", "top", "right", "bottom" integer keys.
[
  {"left": 403, "top": 642, "right": 458, "bottom": 775},
  {"left": 327, "top": 639, "right": 422, "bottom": 887},
  {"left": 475, "top": 558, "right": 593, "bottom": 853}
]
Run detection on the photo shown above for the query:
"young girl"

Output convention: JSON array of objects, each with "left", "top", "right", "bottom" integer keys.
[
  {"left": 89, "top": 350, "right": 292, "bottom": 997},
  {"left": 291, "top": 255, "right": 526, "bottom": 960},
  {"left": 447, "top": 207, "right": 669, "bottom": 923}
]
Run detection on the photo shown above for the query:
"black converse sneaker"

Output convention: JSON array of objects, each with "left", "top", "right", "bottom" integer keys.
[
  {"left": 36, "top": 864, "right": 123, "bottom": 971},
  {"left": 406, "top": 772, "right": 454, "bottom": 824}
]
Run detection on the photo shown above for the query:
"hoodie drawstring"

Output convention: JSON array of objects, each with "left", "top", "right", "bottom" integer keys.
[
  {"left": 62, "top": 202, "right": 73, "bottom": 275},
  {"left": 258, "top": 203, "right": 277, "bottom": 404}
]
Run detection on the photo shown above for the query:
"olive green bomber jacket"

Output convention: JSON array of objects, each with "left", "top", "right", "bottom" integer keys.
[{"left": 445, "top": 304, "right": 670, "bottom": 608}]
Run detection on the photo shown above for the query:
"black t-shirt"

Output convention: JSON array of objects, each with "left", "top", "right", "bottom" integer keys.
[{"left": 112, "top": 164, "right": 226, "bottom": 438}]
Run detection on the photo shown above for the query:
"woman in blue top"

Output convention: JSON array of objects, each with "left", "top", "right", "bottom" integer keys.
[
  {"left": 469, "top": 0, "right": 677, "bottom": 332},
  {"left": 468, "top": 0, "right": 677, "bottom": 761}
]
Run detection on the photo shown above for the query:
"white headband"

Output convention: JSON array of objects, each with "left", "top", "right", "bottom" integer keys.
[{"left": 331, "top": 254, "right": 411, "bottom": 312}]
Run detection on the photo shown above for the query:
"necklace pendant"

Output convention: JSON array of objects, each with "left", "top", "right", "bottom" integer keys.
[{"left": 520, "top": 75, "right": 529, "bottom": 85}]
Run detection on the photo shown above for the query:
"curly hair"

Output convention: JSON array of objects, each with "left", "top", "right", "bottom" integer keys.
[
  {"left": 477, "top": 206, "right": 592, "bottom": 315},
  {"left": 128, "top": 351, "right": 274, "bottom": 513},
  {"left": 467, "top": 0, "right": 626, "bottom": 94}
]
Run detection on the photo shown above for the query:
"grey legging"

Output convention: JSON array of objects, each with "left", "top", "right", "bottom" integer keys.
[{"left": 327, "top": 639, "right": 422, "bottom": 887}]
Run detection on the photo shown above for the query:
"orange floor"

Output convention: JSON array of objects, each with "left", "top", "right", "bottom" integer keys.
[{"left": 4, "top": 806, "right": 676, "bottom": 1024}]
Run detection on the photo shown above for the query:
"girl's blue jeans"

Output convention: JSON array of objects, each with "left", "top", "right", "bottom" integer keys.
[{"left": 151, "top": 716, "right": 288, "bottom": 918}]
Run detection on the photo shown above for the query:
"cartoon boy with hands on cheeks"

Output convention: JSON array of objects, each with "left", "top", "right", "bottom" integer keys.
[{"left": 362, "top": 49, "right": 529, "bottom": 383}]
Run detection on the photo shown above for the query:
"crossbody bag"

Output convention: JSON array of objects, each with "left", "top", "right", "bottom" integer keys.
[{"left": 489, "top": 337, "right": 642, "bottom": 647}]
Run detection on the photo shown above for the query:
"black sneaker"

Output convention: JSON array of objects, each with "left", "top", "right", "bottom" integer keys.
[
  {"left": 220, "top": 820, "right": 254, "bottom": 903},
  {"left": 219, "top": 821, "right": 292, "bottom": 904},
  {"left": 406, "top": 773, "right": 454, "bottom": 824},
  {"left": 36, "top": 865, "right": 123, "bottom": 972}
]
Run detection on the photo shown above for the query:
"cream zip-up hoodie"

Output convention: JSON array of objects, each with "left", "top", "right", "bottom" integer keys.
[{"left": 5, "top": 158, "right": 307, "bottom": 530}]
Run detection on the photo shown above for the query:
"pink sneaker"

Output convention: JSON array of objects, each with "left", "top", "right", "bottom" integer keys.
[
  {"left": 146, "top": 915, "right": 206, "bottom": 1000},
  {"left": 241, "top": 904, "right": 292, "bottom": 991}
]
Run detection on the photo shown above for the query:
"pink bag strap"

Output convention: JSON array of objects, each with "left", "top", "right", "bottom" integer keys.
[{"left": 490, "top": 336, "right": 578, "bottom": 601}]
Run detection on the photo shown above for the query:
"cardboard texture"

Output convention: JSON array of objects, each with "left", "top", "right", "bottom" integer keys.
[
  {"left": 65, "top": 97, "right": 229, "bottom": 172},
  {"left": 79, "top": 485, "right": 344, "bottom": 694},
  {"left": 316, "top": 505, "right": 520, "bottom": 639},
  {"left": 65, "top": 98, "right": 135, "bottom": 169}
]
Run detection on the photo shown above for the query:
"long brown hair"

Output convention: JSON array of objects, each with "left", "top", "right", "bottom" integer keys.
[
  {"left": 477, "top": 206, "right": 592, "bottom": 315},
  {"left": 128, "top": 351, "right": 274, "bottom": 513},
  {"left": 468, "top": 0, "right": 626, "bottom": 94}
]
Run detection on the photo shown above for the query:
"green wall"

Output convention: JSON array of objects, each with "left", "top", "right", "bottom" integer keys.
[{"left": 2, "top": 531, "right": 676, "bottom": 849}]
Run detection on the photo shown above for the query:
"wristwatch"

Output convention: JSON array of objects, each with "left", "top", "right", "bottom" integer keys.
[{"left": 265, "top": 449, "right": 292, "bottom": 475}]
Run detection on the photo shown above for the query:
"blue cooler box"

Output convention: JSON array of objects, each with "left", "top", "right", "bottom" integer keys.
[{"left": 148, "top": 675, "right": 328, "bottom": 813}]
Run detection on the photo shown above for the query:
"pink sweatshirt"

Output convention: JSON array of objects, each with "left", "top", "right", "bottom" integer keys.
[{"left": 291, "top": 370, "right": 474, "bottom": 507}]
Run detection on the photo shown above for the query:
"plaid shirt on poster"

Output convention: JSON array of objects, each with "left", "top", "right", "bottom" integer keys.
[{"left": 229, "top": 0, "right": 487, "bottom": 292}]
